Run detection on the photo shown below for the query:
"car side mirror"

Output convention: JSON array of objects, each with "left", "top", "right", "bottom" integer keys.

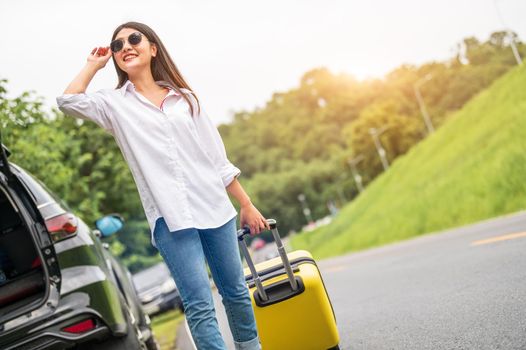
[{"left": 95, "top": 214, "right": 125, "bottom": 237}]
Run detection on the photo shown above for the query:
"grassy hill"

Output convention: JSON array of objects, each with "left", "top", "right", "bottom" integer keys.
[{"left": 291, "top": 65, "right": 526, "bottom": 259}]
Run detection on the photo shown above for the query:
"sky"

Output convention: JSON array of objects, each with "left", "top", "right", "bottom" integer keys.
[{"left": 1, "top": 0, "right": 525, "bottom": 125}]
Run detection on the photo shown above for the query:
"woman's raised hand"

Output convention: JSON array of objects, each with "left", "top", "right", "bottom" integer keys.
[
  {"left": 62, "top": 46, "right": 112, "bottom": 94},
  {"left": 87, "top": 46, "right": 112, "bottom": 70}
]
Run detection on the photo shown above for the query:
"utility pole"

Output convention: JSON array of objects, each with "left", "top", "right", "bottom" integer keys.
[
  {"left": 297, "top": 193, "right": 314, "bottom": 225},
  {"left": 369, "top": 126, "right": 390, "bottom": 171},
  {"left": 414, "top": 73, "right": 435, "bottom": 135},
  {"left": 494, "top": 0, "right": 523, "bottom": 65},
  {"left": 508, "top": 33, "right": 523, "bottom": 65},
  {"left": 348, "top": 154, "right": 365, "bottom": 193}
]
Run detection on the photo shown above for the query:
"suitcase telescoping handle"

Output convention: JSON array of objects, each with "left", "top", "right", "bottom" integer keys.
[{"left": 237, "top": 219, "right": 299, "bottom": 302}]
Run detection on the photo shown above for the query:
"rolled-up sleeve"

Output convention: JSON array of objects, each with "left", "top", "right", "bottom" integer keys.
[
  {"left": 193, "top": 106, "right": 241, "bottom": 187},
  {"left": 56, "top": 91, "right": 113, "bottom": 132}
]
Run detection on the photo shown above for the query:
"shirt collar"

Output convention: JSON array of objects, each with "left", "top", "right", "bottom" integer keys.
[
  {"left": 119, "top": 80, "right": 182, "bottom": 96},
  {"left": 119, "top": 80, "right": 133, "bottom": 96}
]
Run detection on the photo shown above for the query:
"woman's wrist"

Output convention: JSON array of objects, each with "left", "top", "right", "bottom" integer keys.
[
  {"left": 240, "top": 199, "right": 253, "bottom": 208},
  {"left": 85, "top": 61, "right": 103, "bottom": 72}
]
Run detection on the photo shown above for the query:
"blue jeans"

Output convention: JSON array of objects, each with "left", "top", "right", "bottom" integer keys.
[{"left": 153, "top": 216, "right": 260, "bottom": 350}]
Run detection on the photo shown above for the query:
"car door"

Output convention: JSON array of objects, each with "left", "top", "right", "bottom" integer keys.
[{"left": 0, "top": 142, "right": 61, "bottom": 325}]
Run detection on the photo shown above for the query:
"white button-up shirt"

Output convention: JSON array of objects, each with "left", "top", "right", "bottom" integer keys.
[{"left": 56, "top": 80, "right": 240, "bottom": 246}]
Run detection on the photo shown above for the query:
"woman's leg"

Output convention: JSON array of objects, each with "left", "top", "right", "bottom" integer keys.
[
  {"left": 153, "top": 217, "right": 227, "bottom": 350},
  {"left": 198, "top": 217, "right": 261, "bottom": 350}
]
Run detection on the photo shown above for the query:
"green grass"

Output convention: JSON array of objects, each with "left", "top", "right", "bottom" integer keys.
[
  {"left": 151, "top": 310, "right": 184, "bottom": 350},
  {"left": 291, "top": 65, "right": 526, "bottom": 259}
]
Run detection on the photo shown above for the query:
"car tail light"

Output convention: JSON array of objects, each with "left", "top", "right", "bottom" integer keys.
[
  {"left": 45, "top": 213, "right": 78, "bottom": 242},
  {"left": 31, "top": 257, "right": 42, "bottom": 268},
  {"left": 62, "top": 319, "right": 96, "bottom": 334}
]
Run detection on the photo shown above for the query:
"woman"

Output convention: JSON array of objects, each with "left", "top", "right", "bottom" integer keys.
[{"left": 57, "top": 21, "right": 266, "bottom": 350}]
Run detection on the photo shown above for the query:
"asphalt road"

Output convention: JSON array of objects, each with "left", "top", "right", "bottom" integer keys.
[{"left": 177, "top": 211, "right": 526, "bottom": 350}]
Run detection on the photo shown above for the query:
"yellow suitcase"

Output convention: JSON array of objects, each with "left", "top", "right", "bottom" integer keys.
[{"left": 238, "top": 219, "right": 340, "bottom": 350}]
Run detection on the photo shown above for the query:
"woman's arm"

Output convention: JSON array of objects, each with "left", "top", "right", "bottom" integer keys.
[
  {"left": 226, "top": 178, "right": 269, "bottom": 235},
  {"left": 64, "top": 47, "right": 111, "bottom": 94},
  {"left": 191, "top": 104, "right": 269, "bottom": 234},
  {"left": 57, "top": 47, "right": 115, "bottom": 131}
]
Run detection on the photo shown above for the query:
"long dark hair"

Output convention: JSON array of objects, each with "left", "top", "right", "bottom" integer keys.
[{"left": 111, "top": 22, "right": 200, "bottom": 116}]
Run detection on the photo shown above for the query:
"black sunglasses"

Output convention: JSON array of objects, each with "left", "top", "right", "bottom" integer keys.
[{"left": 110, "top": 32, "right": 146, "bottom": 53}]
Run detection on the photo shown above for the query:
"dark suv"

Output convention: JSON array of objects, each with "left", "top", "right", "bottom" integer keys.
[{"left": 0, "top": 141, "right": 159, "bottom": 350}]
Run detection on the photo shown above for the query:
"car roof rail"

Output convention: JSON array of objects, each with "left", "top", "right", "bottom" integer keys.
[
  {"left": 1, "top": 144, "right": 11, "bottom": 158},
  {"left": 0, "top": 131, "right": 14, "bottom": 179},
  {"left": 0, "top": 130, "right": 11, "bottom": 158}
]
